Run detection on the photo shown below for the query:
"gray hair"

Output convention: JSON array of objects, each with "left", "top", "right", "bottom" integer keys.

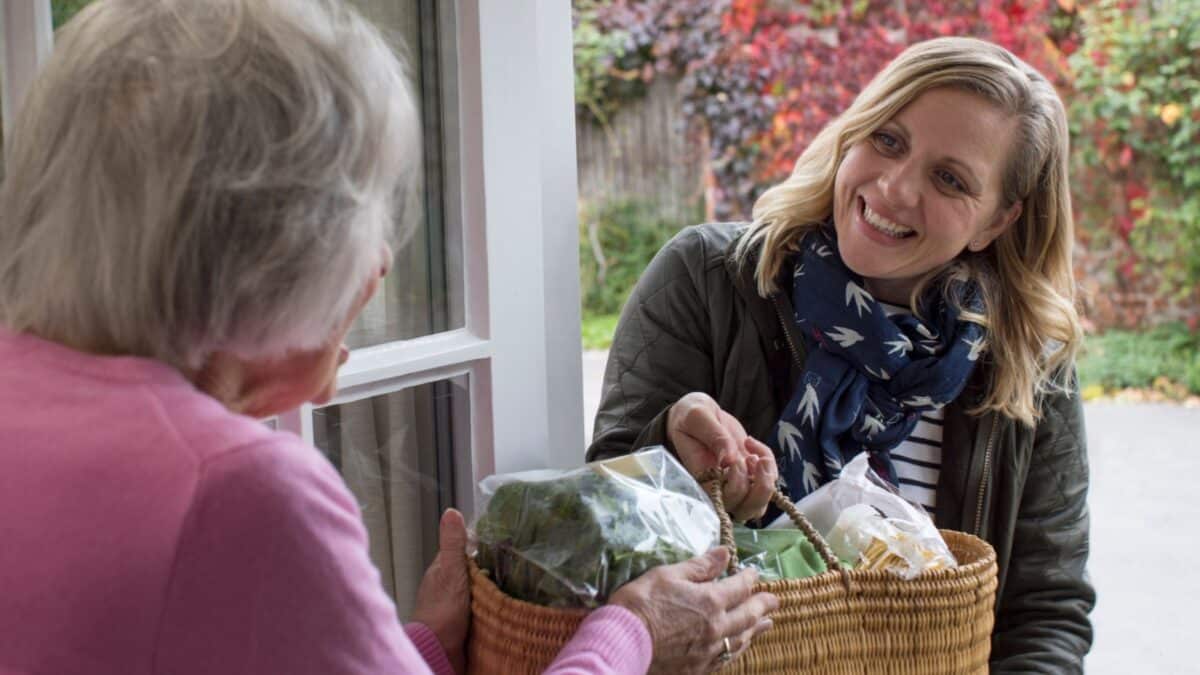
[{"left": 0, "top": 0, "right": 417, "bottom": 370}]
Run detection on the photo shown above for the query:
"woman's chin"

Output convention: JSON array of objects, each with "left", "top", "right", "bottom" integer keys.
[{"left": 836, "top": 245, "right": 881, "bottom": 280}]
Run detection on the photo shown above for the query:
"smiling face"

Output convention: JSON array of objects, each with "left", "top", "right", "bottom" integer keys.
[{"left": 832, "top": 87, "right": 1022, "bottom": 304}]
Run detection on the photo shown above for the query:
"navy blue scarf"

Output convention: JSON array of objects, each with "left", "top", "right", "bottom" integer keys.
[{"left": 766, "top": 227, "right": 986, "bottom": 506}]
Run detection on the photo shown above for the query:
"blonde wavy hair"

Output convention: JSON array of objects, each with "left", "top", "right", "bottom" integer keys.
[
  {"left": 736, "top": 37, "right": 1081, "bottom": 426},
  {"left": 0, "top": 0, "right": 415, "bottom": 372}
]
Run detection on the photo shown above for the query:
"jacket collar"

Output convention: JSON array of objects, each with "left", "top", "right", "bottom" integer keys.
[{"left": 723, "top": 225, "right": 808, "bottom": 367}]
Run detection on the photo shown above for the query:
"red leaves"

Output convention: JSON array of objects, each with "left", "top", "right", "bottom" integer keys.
[
  {"left": 588, "top": 0, "right": 1074, "bottom": 220},
  {"left": 1119, "top": 145, "right": 1134, "bottom": 168},
  {"left": 1124, "top": 180, "right": 1148, "bottom": 203},
  {"left": 1117, "top": 215, "right": 1135, "bottom": 238},
  {"left": 723, "top": 0, "right": 761, "bottom": 36}
]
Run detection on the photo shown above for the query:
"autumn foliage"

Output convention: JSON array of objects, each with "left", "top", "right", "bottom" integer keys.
[{"left": 574, "top": 0, "right": 1199, "bottom": 330}]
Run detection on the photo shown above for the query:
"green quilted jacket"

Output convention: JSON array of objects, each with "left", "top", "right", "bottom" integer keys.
[{"left": 587, "top": 223, "right": 1095, "bottom": 673}]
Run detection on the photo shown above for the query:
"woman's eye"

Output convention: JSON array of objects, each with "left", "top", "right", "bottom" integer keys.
[
  {"left": 873, "top": 132, "right": 900, "bottom": 151},
  {"left": 935, "top": 169, "right": 967, "bottom": 192}
]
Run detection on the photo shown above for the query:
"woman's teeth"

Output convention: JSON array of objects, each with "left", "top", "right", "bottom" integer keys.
[{"left": 863, "top": 201, "right": 915, "bottom": 238}]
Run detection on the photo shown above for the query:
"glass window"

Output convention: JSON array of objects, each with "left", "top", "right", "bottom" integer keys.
[
  {"left": 312, "top": 376, "right": 469, "bottom": 615},
  {"left": 344, "top": 0, "right": 464, "bottom": 349},
  {"left": 43, "top": 0, "right": 464, "bottom": 349}
]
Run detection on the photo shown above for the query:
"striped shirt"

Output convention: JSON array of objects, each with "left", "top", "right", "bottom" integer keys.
[
  {"left": 889, "top": 412, "right": 943, "bottom": 513},
  {"left": 880, "top": 301, "right": 943, "bottom": 513}
]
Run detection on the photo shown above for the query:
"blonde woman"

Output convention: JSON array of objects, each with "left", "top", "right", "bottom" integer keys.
[
  {"left": 0, "top": 1, "right": 778, "bottom": 673},
  {"left": 590, "top": 37, "right": 1094, "bottom": 671}
]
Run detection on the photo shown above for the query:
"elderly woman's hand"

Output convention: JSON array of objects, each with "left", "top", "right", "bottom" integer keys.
[
  {"left": 667, "top": 393, "right": 779, "bottom": 522},
  {"left": 411, "top": 509, "right": 470, "bottom": 674},
  {"left": 611, "top": 547, "right": 777, "bottom": 674}
]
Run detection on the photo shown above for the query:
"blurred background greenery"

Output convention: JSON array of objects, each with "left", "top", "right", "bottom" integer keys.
[
  {"left": 52, "top": 0, "right": 90, "bottom": 26},
  {"left": 574, "top": 0, "right": 1200, "bottom": 401}
]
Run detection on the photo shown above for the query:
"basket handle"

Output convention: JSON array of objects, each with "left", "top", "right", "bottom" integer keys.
[{"left": 699, "top": 467, "right": 852, "bottom": 589}]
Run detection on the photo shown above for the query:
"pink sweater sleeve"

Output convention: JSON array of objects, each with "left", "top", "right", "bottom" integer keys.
[
  {"left": 542, "top": 605, "right": 653, "bottom": 674},
  {"left": 405, "top": 622, "right": 455, "bottom": 675},
  {"left": 153, "top": 437, "right": 437, "bottom": 674}
]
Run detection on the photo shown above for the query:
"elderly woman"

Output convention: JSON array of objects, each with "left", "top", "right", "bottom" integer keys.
[
  {"left": 590, "top": 37, "right": 1095, "bottom": 672},
  {"left": 0, "top": 1, "right": 776, "bottom": 674}
]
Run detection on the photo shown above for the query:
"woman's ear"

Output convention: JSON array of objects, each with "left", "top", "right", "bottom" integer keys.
[
  {"left": 192, "top": 351, "right": 252, "bottom": 414},
  {"left": 969, "top": 200, "right": 1022, "bottom": 252}
]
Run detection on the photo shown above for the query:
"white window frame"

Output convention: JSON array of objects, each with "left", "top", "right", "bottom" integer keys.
[
  {"left": 3, "top": 0, "right": 585, "bottom": 522},
  {"left": 1, "top": 0, "right": 53, "bottom": 137},
  {"left": 292, "top": 0, "right": 586, "bottom": 519}
]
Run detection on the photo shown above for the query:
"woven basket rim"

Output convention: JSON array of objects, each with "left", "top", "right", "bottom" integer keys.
[{"left": 469, "top": 529, "right": 996, "bottom": 611}]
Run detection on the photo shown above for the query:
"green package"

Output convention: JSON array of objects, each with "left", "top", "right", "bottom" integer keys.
[{"left": 734, "top": 525, "right": 829, "bottom": 581}]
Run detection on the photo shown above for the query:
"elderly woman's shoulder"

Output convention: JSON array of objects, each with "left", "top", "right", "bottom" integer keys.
[
  {"left": 169, "top": 412, "right": 359, "bottom": 547},
  {"left": 148, "top": 384, "right": 346, "bottom": 511}
]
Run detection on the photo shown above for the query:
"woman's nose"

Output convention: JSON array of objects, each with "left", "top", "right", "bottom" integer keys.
[{"left": 879, "top": 160, "right": 921, "bottom": 209}]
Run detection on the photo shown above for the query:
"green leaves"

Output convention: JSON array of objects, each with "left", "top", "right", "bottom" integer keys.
[
  {"left": 51, "top": 0, "right": 93, "bottom": 29},
  {"left": 1078, "top": 323, "right": 1200, "bottom": 395},
  {"left": 475, "top": 465, "right": 714, "bottom": 608},
  {"left": 578, "top": 198, "right": 700, "bottom": 318},
  {"left": 1070, "top": 0, "right": 1200, "bottom": 300}
]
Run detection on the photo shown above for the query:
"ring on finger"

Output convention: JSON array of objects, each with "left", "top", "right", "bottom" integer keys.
[{"left": 717, "top": 636, "right": 734, "bottom": 664}]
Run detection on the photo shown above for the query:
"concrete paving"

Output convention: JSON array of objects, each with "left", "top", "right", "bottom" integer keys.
[{"left": 581, "top": 350, "right": 1200, "bottom": 673}]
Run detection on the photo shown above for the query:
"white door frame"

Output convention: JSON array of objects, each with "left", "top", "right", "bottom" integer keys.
[{"left": 309, "top": 0, "right": 585, "bottom": 517}]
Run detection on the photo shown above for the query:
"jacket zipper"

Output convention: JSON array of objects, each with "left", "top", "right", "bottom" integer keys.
[
  {"left": 972, "top": 414, "right": 999, "bottom": 536},
  {"left": 771, "top": 296, "right": 805, "bottom": 369}
]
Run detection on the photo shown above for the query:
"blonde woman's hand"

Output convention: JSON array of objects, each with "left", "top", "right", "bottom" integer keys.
[
  {"left": 667, "top": 393, "right": 779, "bottom": 521},
  {"left": 610, "top": 547, "right": 778, "bottom": 674}
]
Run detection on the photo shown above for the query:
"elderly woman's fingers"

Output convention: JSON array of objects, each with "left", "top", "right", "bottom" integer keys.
[
  {"left": 708, "top": 615, "right": 774, "bottom": 671},
  {"left": 719, "top": 590, "right": 778, "bottom": 636},
  {"left": 707, "top": 567, "right": 763, "bottom": 612},
  {"left": 699, "top": 591, "right": 776, "bottom": 672},
  {"left": 613, "top": 551, "right": 777, "bottom": 675}
]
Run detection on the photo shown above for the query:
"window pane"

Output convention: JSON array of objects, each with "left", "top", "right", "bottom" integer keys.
[
  {"left": 51, "top": 0, "right": 93, "bottom": 28},
  {"left": 311, "top": 376, "right": 469, "bottom": 616},
  {"left": 345, "top": 0, "right": 463, "bottom": 348}
]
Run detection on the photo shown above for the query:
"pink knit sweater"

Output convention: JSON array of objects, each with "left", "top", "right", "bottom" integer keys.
[{"left": 0, "top": 328, "right": 651, "bottom": 674}]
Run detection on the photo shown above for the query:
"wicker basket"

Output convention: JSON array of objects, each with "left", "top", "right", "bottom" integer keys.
[{"left": 467, "top": 472, "right": 998, "bottom": 674}]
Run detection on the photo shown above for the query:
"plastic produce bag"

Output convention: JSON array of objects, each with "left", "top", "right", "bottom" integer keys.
[
  {"left": 771, "top": 452, "right": 956, "bottom": 579},
  {"left": 733, "top": 525, "right": 828, "bottom": 581},
  {"left": 824, "top": 503, "right": 956, "bottom": 579},
  {"left": 473, "top": 447, "right": 720, "bottom": 608}
]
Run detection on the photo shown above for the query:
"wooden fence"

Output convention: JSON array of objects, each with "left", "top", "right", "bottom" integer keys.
[{"left": 575, "top": 77, "right": 705, "bottom": 224}]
